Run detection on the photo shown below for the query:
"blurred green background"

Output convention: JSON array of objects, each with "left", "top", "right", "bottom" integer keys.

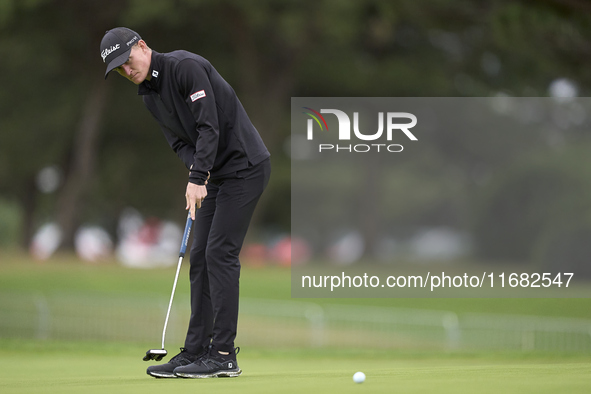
[
  {"left": 2, "top": 0, "right": 591, "bottom": 257},
  {"left": 1, "top": 1, "right": 591, "bottom": 392}
]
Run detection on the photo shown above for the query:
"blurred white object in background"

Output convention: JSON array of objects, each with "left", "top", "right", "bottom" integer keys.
[
  {"left": 327, "top": 230, "right": 365, "bottom": 265},
  {"left": 549, "top": 78, "right": 578, "bottom": 104},
  {"left": 30, "top": 223, "right": 62, "bottom": 260},
  {"left": 74, "top": 226, "right": 113, "bottom": 263},
  {"left": 409, "top": 227, "right": 470, "bottom": 262},
  {"left": 35, "top": 165, "right": 62, "bottom": 194},
  {"left": 116, "top": 209, "right": 182, "bottom": 268}
]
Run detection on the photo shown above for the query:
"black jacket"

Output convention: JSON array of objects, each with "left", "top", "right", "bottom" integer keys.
[{"left": 138, "top": 50, "right": 270, "bottom": 185}]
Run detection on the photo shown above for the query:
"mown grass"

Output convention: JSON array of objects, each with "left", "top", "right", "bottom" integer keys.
[
  {"left": 1, "top": 253, "right": 591, "bottom": 393},
  {"left": 1, "top": 252, "right": 590, "bottom": 319},
  {"left": 1, "top": 338, "right": 591, "bottom": 394}
]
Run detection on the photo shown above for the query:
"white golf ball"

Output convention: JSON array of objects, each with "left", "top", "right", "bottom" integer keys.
[{"left": 353, "top": 371, "right": 366, "bottom": 383}]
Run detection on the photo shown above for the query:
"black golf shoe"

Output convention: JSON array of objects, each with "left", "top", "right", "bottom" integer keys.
[
  {"left": 146, "top": 348, "right": 207, "bottom": 378},
  {"left": 174, "top": 347, "right": 241, "bottom": 378}
]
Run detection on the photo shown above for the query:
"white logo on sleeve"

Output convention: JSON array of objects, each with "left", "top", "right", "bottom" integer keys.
[{"left": 190, "top": 90, "right": 206, "bottom": 102}]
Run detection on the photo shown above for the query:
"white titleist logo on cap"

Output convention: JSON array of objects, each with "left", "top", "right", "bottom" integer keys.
[
  {"left": 101, "top": 44, "right": 120, "bottom": 62},
  {"left": 190, "top": 90, "right": 206, "bottom": 102}
]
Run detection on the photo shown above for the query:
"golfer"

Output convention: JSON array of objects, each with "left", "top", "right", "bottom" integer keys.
[{"left": 100, "top": 27, "right": 270, "bottom": 379}]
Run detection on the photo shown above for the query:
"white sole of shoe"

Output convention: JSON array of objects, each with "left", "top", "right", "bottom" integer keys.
[
  {"left": 175, "top": 368, "right": 242, "bottom": 379},
  {"left": 148, "top": 371, "right": 178, "bottom": 378}
]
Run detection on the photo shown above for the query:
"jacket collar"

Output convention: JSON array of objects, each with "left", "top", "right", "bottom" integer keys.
[{"left": 138, "top": 50, "right": 162, "bottom": 95}]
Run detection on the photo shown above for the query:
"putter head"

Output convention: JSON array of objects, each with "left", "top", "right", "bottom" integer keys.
[{"left": 143, "top": 349, "right": 167, "bottom": 362}]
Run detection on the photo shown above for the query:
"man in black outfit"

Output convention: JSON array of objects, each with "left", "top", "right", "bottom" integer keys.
[{"left": 100, "top": 27, "right": 270, "bottom": 379}]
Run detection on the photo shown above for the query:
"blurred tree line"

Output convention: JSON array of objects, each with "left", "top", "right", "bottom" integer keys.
[{"left": 1, "top": 0, "right": 591, "bottom": 267}]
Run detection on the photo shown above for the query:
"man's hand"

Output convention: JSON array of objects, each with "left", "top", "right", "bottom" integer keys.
[{"left": 186, "top": 182, "right": 207, "bottom": 220}]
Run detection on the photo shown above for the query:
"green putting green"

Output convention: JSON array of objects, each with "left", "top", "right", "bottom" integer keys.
[
  {"left": 1, "top": 339, "right": 590, "bottom": 394},
  {"left": 1, "top": 255, "right": 591, "bottom": 393}
]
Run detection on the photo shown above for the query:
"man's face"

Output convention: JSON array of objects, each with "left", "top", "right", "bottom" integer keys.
[{"left": 115, "top": 41, "right": 151, "bottom": 84}]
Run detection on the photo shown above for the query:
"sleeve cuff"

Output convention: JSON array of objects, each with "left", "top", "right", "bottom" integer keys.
[{"left": 189, "top": 171, "right": 207, "bottom": 185}]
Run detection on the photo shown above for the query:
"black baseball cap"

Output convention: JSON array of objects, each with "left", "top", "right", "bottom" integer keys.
[{"left": 100, "top": 27, "right": 142, "bottom": 79}]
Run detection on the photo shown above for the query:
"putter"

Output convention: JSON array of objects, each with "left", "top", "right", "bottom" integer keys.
[{"left": 144, "top": 212, "right": 194, "bottom": 361}]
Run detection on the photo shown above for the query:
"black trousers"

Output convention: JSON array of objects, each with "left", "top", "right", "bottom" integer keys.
[{"left": 184, "top": 158, "right": 270, "bottom": 354}]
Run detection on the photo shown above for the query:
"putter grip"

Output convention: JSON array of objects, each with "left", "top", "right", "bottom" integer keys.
[{"left": 179, "top": 212, "right": 193, "bottom": 257}]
